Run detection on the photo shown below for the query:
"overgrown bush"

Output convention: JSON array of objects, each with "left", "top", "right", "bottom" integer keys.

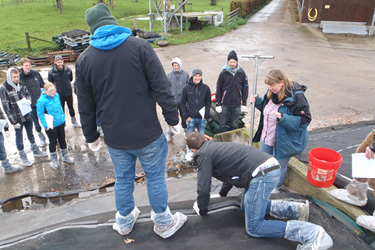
[{"left": 230, "top": 0, "right": 269, "bottom": 17}]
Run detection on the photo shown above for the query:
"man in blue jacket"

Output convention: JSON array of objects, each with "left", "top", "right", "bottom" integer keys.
[{"left": 75, "top": 4, "right": 186, "bottom": 239}]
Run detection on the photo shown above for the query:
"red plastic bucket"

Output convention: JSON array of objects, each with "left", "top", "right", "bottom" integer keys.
[{"left": 307, "top": 147, "right": 343, "bottom": 188}]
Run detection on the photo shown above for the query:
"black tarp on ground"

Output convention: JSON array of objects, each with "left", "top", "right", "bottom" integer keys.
[{"left": 2, "top": 194, "right": 371, "bottom": 250}]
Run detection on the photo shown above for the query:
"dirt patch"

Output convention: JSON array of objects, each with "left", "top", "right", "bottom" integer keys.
[{"left": 288, "top": 0, "right": 299, "bottom": 22}]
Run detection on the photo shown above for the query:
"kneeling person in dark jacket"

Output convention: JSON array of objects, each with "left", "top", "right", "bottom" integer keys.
[{"left": 187, "top": 132, "right": 333, "bottom": 250}]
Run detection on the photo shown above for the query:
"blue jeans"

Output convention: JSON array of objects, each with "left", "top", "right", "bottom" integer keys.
[
  {"left": 218, "top": 105, "right": 241, "bottom": 133},
  {"left": 243, "top": 168, "right": 287, "bottom": 237},
  {"left": 31, "top": 106, "right": 42, "bottom": 133},
  {"left": 260, "top": 140, "right": 290, "bottom": 188},
  {"left": 0, "top": 132, "right": 7, "bottom": 161},
  {"left": 15, "top": 119, "right": 36, "bottom": 151},
  {"left": 187, "top": 118, "right": 207, "bottom": 135},
  {"left": 107, "top": 134, "right": 169, "bottom": 219}
]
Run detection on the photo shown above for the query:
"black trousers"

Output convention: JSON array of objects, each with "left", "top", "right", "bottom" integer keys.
[
  {"left": 60, "top": 94, "right": 75, "bottom": 117},
  {"left": 46, "top": 123, "right": 67, "bottom": 153}
]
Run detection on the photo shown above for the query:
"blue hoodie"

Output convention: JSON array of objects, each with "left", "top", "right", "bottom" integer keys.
[
  {"left": 36, "top": 90, "right": 65, "bottom": 128},
  {"left": 90, "top": 25, "right": 132, "bottom": 50}
]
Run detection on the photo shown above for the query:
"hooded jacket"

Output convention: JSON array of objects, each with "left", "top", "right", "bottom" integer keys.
[
  {"left": 194, "top": 140, "right": 272, "bottom": 215},
  {"left": 75, "top": 25, "right": 178, "bottom": 149},
  {"left": 254, "top": 82, "right": 312, "bottom": 158},
  {"left": 180, "top": 78, "right": 211, "bottom": 120},
  {"left": 216, "top": 67, "right": 248, "bottom": 107},
  {"left": 36, "top": 90, "right": 65, "bottom": 128},
  {"left": 0, "top": 69, "right": 32, "bottom": 125},
  {"left": 167, "top": 58, "right": 189, "bottom": 104},
  {"left": 48, "top": 64, "right": 73, "bottom": 98},
  {"left": 20, "top": 69, "right": 44, "bottom": 107}
]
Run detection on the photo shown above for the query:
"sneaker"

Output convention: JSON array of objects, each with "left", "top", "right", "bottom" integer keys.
[
  {"left": 153, "top": 212, "right": 187, "bottom": 239},
  {"left": 113, "top": 208, "right": 140, "bottom": 236},
  {"left": 4, "top": 165, "right": 23, "bottom": 174}
]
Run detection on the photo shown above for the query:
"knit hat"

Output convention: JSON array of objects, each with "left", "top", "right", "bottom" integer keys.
[
  {"left": 54, "top": 55, "right": 63, "bottom": 61},
  {"left": 192, "top": 68, "right": 202, "bottom": 77},
  {"left": 85, "top": 3, "right": 119, "bottom": 34},
  {"left": 227, "top": 50, "right": 238, "bottom": 61}
]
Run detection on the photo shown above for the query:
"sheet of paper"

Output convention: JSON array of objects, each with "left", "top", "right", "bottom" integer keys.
[
  {"left": 199, "top": 107, "right": 205, "bottom": 120},
  {"left": 16, "top": 98, "right": 32, "bottom": 116},
  {"left": 0, "top": 119, "right": 7, "bottom": 131},
  {"left": 45, "top": 114, "right": 54, "bottom": 129},
  {"left": 352, "top": 153, "right": 375, "bottom": 178}
]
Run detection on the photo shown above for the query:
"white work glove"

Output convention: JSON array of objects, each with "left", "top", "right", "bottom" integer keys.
[
  {"left": 193, "top": 201, "right": 200, "bottom": 215},
  {"left": 241, "top": 105, "right": 247, "bottom": 113},
  {"left": 216, "top": 106, "right": 222, "bottom": 113},
  {"left": 88, "top": 137, "right": 102, "bottom": 152},
  {"left": 169, "top": 124, "right": 180, "bottom": 135},
  {"left": 13, "top": 123, "right": 21, "bottom": 129}
]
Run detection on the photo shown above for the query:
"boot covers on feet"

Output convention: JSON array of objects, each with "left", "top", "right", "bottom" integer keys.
[
  {"left": 18, "top": 150, "right": 32, "bottom": 167},
  {"left": 31, "top": 143, "right": 48, "bottom": 157},
  {"left": 113, "top": 207, "right": 140, "bottom": 235},
  {"left": 50, "top": 151, "right": 59, "bottom": 169},
  {"left": 71, "top": 116, "right": 81, "bottom": 128},
  {"left": 151, "top": 206, "right": 187, "bottom": 239},
  {"left": 2, "top": 159, "right": 22, "bottom": 174},
  {"left": 330, "top": 179, "right": 368, "bottom": 206},
  {"left": 270, "top": 200, "right": 309, "bottom": 221},
  {"left": 61, "top": 149, "right": 74, "bottom": 164},
  {"left": 285, "top": 220, "right": 333, "bottom": 250},
  {"left": 37, "top": 132, "right": 46, "bottom": 147}
]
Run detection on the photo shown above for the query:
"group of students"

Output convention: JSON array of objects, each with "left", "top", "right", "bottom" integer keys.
[
  {"left": 166, "top": 50, "right": 249, "bottom": 160},
  {"left": 0, "top": 56, "right": 80, "bottom": 173}
]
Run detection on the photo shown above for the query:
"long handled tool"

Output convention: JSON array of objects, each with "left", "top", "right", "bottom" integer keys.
[{"left": 241, "top": 54, "right": 274, "bottom": 145}]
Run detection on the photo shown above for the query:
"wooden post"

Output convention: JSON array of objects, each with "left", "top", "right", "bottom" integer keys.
[{"left": 25, "top": 32, "right": 32, "bottom": 52}]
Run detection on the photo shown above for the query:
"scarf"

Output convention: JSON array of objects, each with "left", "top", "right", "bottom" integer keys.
[{"left": 222, "top": 62, "right": 241, "bottom": 76}]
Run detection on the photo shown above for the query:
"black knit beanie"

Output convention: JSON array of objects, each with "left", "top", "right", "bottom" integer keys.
[
  {"left": 227, "top": 50, "right": 238, "bottom": 61},
  {"left": 85, "top": 4, "right": 119, "bottom": 34},
  {"left": 192, "top": 68, "right": 203, "bottom": 77}
]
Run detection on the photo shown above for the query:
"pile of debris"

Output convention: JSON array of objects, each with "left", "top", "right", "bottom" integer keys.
[
  {"left": 0, "top": 52, "right": 21, "bottom": 69},
  {"left": 60, "top": 29, "right": 91, "bottom": 54}
]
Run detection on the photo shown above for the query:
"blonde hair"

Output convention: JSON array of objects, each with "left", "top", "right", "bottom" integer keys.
[
  {"left": 44, "top": 83, "right": 55, "bottom": 91},
  {"left": 265, "top": 69, "right": 294, "bottom": 102}
]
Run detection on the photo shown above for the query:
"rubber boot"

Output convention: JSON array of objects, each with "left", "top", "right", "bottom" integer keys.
[
  {"left": 270, "top": 200, "right": 309, "bottom": 221},
  {"left": 61, "top": 148, "right": 74, "bottom": 164},
  {"left": 71, "top": 116, "right": 81, "bottom": 128},
  {"left": 330, "top": 179, "right": 368, "bottom": 206},
  {"left": 2, "top": 159, "right": 22, "bottom": 174},
  {"left": 18, "top": 150, "right": 32, "bottom": 167},
  {"left": 284, "top": 220, "right": 333, "bottom": 250},
  {"left": 50, "top": 151, "right": 59, "bottom": 169},
  {"left": 31, "top": 143, "right": 48, "bottom": 157},
  {"left": 37, "top": 132, "right": 46, "bottom": 147},
  {"left": 113, "top": 207, "right": 140, "bottom": 235},
  {"left": 151, "top": 206, "right": 187, "bottom": 239}
]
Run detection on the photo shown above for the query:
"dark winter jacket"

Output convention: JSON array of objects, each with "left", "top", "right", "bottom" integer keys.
[
  {"left": 194, "top": 140, "right": 272, "bottom": 215},
  {"left": 0, "top": 81, "right": 32, "bottom": 125},
  {"left": 216, "top": 68, "right": 248, "bottom": 107},
  {"left": 20, "top": 69, "right": 44, "bottom": 107},
  {"left": 48, "top": 64, "right": 73, "bottom": 98},
  {"left": 75, "top": 35, "right": 178, "bottom": 149},
  {"left": 180, "top": 79, "right": 211, "bottom": 120},
  {"left": 0, "top": 107, "right": 9, "bottom": 131},
  {"left": 168, "top": 69, "right": 189, "bottom": 104},
  {"left": 254, "top": 82, "right": 312, "bottom": 158}
]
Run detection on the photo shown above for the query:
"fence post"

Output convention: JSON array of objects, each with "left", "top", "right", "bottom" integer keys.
[{"left": 25, "top": 32, "right": 31, "bottom": 52}]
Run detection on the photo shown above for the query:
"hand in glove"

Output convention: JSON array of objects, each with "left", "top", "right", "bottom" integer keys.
[
  {"left": 88, "top": 137, "right": 102, "bottom": 152},
  {"left": 216, "top": 106, "right": 222, "bottom": 113},
  {"left": 241, "top": 105, "right": 247, "bottom": 113},
  {"left": 193, "top": 201, "right": 208, "bottom": 216},
  {"left": 13, "top": 123, "right": 21, "bottom": 129},
  {"left": 169, "top": 124, "right": 180, "bottom": 135}
]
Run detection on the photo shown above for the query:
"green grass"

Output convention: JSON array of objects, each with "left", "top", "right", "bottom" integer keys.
[{"left": 0, "top": 0, "right": 243, "bottom": 57}]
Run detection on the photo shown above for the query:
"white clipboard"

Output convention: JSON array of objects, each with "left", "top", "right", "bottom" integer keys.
[
  {"left": 16, "top": 98, "right": 32, "bottom": 116},
  {"left": 45, "top": 114, "right": 54, "bottom": 129},
  {"left": 352, "top": 153, "right": 375, "bottom": 178}
]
